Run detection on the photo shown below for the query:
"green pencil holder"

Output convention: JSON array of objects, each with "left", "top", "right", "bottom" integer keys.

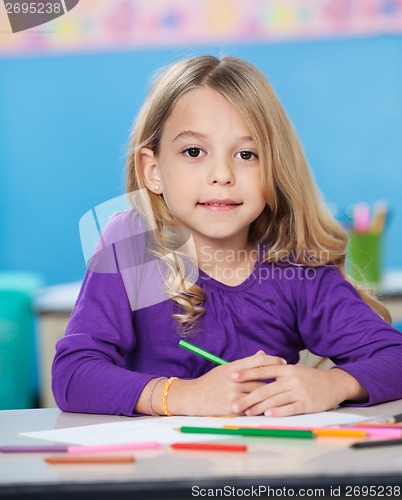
[{"left": 347, "top": 232, "right": 383, "bottom": 287}]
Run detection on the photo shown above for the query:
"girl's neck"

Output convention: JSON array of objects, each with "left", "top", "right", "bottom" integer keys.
[{"left": 195, "top": 239, "right": 259, "bottom": 287}]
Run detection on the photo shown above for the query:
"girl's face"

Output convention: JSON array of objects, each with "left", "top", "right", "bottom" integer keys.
[{"left": 141, "top": 86, "right": 267, "bottom": 251}]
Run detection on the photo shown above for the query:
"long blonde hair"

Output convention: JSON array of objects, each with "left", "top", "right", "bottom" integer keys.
[{"left": 126, "top": 55, "right": 391, "bottom": 331}]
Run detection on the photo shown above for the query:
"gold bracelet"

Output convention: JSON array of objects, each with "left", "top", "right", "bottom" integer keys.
[{"left": 161, "top": 377, "right": 178, "bottom": 416}]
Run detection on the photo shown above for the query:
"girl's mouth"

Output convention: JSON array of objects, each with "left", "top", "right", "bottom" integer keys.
[{"left": 197, "top": 199, "right": 242, "bottom": 211}]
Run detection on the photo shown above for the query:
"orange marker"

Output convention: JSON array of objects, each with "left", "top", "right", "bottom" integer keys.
[{"left": 313, "top": 429, "right": 367, "bottom": 438}]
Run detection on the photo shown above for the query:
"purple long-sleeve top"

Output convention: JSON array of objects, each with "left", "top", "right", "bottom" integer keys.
[{"left": 52, "top": 211, "right": 402, "bottom": 416}]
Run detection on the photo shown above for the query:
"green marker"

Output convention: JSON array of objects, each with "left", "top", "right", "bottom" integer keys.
[
  {"left": 178, "top": 426, "right": 314, "bottom": 440},
  {"left": 178, "top": 339, "right": 228, "bottom": 365}
]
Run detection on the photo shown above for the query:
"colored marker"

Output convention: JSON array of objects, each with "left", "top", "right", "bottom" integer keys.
[
  {"left": 170, "top": 443, "right": 247, "bottom": 452},
  {"left": 67, "top": 441, "right": 161, "bottom": 454},
  {"left": 0, "top": 446, "right": 68, "bottom": 453},
  {"left": 353, "top": 202, "right": 371, "bottom": 233},
  {"left": 354, "top": 413, "right": 402, "bottom": 426},
  {"left": 370, "top": 200, "right": 388, "bottom": 234},
  {"left": 45, "top": 455, "right": 135, "bottom": 464},
  {"left": 355, "top": 423, "right": 402, "bottom": 429},
  {"left": 178, "top": 426, "right": 314, "bottom": 439},
  {"left": 313, "top": 429, "right": 367, "bottom": 438},
  {"left": 384, "top": 413, "right": 402, "bottom": 423},
  {"left": 178, "top": 339, "right": 228, "bottom": 365},
  {"left": 351, "top": 438, "right": 402, "bottom": 450}
]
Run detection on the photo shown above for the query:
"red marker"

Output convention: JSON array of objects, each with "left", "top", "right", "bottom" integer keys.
[{"left": 170, "top": 443, "right": 247, "bottom": 452}]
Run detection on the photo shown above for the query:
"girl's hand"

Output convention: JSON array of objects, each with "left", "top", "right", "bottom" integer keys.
[
  {"left": 230, "top": 364, "right": 368, "bottom": 417},
  {"left": 168, "top": 351, "right": 286, "bottom": 416}
]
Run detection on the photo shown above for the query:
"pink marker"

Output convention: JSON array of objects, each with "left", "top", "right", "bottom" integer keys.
[
  {"left": 338, "top": 427, "right": 401, "bottom": 439},
  {"left": 353, "top": 203, "right": 371, "bottom": 233},
  {"left": 67, "top": 441, "right": 161, "bottom": 454}
]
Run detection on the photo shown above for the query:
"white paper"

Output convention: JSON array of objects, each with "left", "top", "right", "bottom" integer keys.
[{"left": 20, "top": 411, "right": 367, "bottom": 446}]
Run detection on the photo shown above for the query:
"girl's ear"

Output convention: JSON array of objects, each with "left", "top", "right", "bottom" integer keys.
[{"left": 138, "top": 148, "right": 162, "bottom": 194}]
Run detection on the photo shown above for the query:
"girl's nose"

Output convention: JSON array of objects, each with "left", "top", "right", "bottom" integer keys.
[{"left": 208, "top": 159, "right": 235, "bottom": 186}]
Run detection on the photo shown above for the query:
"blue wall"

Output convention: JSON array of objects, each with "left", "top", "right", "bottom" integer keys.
[{"left": 1, "top": 36, "right": 401, "bottom": 285}]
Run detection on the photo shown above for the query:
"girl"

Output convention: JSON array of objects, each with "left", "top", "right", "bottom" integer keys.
[{"left": 52, "top": 55, "right": 402, "bottom": 417}]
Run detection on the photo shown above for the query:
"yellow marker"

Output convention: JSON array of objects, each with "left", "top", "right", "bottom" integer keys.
[{"left": 370, "top": 201, "right": 388, "bottom": 234}]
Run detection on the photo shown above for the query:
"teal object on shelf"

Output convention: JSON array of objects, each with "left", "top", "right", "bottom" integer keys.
[{"left": 0, "top": 272, "right": 43, "bottom": 409}]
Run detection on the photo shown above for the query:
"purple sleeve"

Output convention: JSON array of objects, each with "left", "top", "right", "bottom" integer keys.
[
  {"left": 52, "top": 269, "right": 155, "bottom": 416},
  {"left": 295, "top": 266, "right": 402, "bottom": 406}
]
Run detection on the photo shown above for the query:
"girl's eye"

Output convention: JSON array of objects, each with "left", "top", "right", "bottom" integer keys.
[
  {"left": 183, "top": 147, "right": 205, "bottom": 158},
  {"left": 236, "top": 150, "right": 258, "bottom": 160}
]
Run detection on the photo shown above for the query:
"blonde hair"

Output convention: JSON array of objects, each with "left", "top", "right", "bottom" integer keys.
[{"left": 125, "top": 55, "right": 391, "bottom": 331}]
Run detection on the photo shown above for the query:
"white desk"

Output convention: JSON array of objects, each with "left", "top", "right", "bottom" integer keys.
[{"left": 1, "top": 402, "right": 402, "bottom": 499}]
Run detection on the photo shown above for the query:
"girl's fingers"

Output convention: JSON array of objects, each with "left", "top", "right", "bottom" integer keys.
[
  {"left": 263, "top": 402, "right": 304, "bottom": 418},
  {"left": 231, "top": 364, "right": 288, "bottom": 383},
  {"left": 230, "top": 351, "right": 287, "bottom": 375},
  {"left": 233, "top": 385, "right": 304, "bottom": 417},
  {"left": 232, "top": 381, "right": 286, "bottom": 414},
  {"left": 238, "top": 381, "right": 266, "bottom": 394},
  {"left": 243, "top": 390, "right": 295, "bottom": 416}
]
